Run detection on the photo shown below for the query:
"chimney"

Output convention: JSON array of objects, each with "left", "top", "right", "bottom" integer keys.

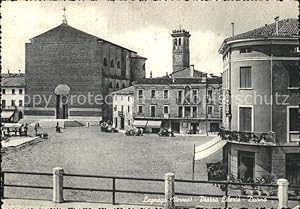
[
  {"left": 190, "top": 65, "right": 194, "bottom": 77},
  {"left": 274, "top": 16, "right": 279, "bottom": 35},
  {"left": 231, "top": 23, "right": 235, "bottom": 36}
]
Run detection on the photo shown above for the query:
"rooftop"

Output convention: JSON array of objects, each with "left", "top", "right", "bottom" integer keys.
[
  {"left": 113, "top": 86, "right": 135, "bottom": 95},
  {"left": 133, "top": 76, "right": 221, "bottom": 85},
  {"left": 30, "top": 23, "right": 139, "bottom": 54},
  {"left": 219, "top": 18, "right": 299, "bottom": 53},
  {"left": 1, "top": 74, "right": 25, "bottom": 87}
]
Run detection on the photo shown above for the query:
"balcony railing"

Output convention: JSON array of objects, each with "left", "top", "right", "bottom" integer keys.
[{"left": 218, "top": 128, "right": 276, "bottom": 144}]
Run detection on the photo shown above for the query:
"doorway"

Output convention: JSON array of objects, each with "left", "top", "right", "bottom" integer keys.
[
  {"left": 238, "top": 151, "right": 255, "bottom": 182},
  {"left": 171, "top": 122, "right": 180, "bottom": 133},
  {"left": 191, "top": 123, "right": 198, "bottom": 134},
  {"left": 120, "top": 117, "right": 125, "bottom": 130}
]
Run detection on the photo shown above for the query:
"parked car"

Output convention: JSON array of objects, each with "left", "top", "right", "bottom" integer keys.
[
  {"left": 125, "top": 128, "right": 142, "bottom": 136},
  {"left": 158, "top": 129, "right": 174, "bottom": 137}
]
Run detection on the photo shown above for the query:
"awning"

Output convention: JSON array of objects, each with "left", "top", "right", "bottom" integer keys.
[
  {"left": 133, "top": 120, "right": 147, "bottom": 127},
  {"left": 146, "top": 120, "right": 162, "bottom": 128},
  {"left": 195, "top": 137, "right": 227, "bottom": 160},
  {"left": 3, "top": 123, "right": 22, "bottom": 128},
  {"left": 1, "top": 111, "right": 14, "bottom": 119}
]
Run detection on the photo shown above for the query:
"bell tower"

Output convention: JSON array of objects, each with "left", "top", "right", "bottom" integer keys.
[{"left": 171, "top": 28, "right": 190, "bottom": 73}]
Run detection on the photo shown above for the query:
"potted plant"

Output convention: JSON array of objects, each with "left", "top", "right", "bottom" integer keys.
[{"left": 261, "top": 174, "right": 276, "bottom": 196}]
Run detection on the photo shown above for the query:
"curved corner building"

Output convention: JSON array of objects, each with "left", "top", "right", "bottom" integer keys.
[{"left": 218, "top": 18, "right": 299, "bottom": 182}]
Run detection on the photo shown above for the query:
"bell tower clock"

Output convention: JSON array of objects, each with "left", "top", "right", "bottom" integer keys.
[{"left": 171, "top": 29, "right": 191, "bottom": 73}]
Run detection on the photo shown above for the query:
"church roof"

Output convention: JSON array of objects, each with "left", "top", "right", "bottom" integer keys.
[
  {"left": 219, "top": 18, "right": 299, "bottom": 53},
  {"left": 30, "top": 23, "right": 136, "bottom": 53}
]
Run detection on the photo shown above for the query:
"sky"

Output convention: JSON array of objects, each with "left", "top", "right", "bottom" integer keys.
[{"left": 1, "top": 1, "right": 298, "bottom": 77}]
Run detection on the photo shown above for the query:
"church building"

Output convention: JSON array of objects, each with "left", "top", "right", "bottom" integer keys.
[{"left": 24, "top": 15, "right": 146, "bottom": 123}]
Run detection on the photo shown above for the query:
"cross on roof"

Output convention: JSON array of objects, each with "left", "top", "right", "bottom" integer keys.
[{"left": 62, "top": 7, "right": 68, "bottom": 25}]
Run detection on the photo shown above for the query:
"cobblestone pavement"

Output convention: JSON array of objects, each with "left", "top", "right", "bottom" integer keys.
[{"left": 2, "top": 127, "right": 298, "bottom": 208}]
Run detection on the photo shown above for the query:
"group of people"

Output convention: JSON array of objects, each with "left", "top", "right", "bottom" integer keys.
[{"left": 1, "top": 124, "right": 29, "bottom": 138}]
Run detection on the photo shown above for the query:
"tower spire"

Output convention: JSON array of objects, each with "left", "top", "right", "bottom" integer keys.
[{"left": 62, "top": 7, "right": 68, "bottom": 25}]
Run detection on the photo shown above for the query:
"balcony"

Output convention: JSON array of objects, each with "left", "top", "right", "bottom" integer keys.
[{"left": 218, "top": 128, "right": 276, "bottom": 145}]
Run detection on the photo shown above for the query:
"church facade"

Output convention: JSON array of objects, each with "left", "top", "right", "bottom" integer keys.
[{"left": 24, "top": 21, "right": 146, "bottom": 122}]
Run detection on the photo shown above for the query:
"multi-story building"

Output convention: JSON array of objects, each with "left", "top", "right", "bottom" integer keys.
[
  {"left": 218, "top": 18, "right": 299, "bottom": 183},
  {"left": 132, "top": 29, "right": 222, "bottom": 134},
  {"left": 24, "top": 18, "right": 146, "bottom": 123},
  {"left": 1, "top": 73, "right": 25, "bottom": 122},
  {"left": 132, "top": 75, "right": 221, "bottom": 134},
  {"left": 112, "top": 86, "right": 134, "bottom": 130}
]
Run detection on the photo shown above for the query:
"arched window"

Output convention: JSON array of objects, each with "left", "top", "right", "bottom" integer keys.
[
  {"left": 109, "top": 82, "right": 113, "bottom": 88},
  {"left": 122, "top": 83, "right": 126, "bottom": 88},
  {"left": 103, "top": 58, "right": 108, "bottom": 66},
  {"left": 110, "top": 60, "right": 114, "bottom": 68},
  {"left": 117, "top": 61, "right": 120, "bottom": 69},
  {"left": 179, "top": 38, "right": 181, "bottom": 46},
  {"left": 116, "top": 82, "right": 119, "bottom": 89}
]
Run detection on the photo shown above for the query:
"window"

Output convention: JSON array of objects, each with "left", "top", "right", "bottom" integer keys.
[
  {"left": 110, "top": 60, "right": 114, "bottom": 68},
  {"left": 184, "top": 86, "right": 191, "bottom": 103},
  {"left": 207, "top": 105, "right": 213, "bottom": 114},
  {"left": 239, "top": 107, "right": 252, "bottom": 132},
  {"left": 114, "top": 105, "right": 117, "bottom": 111},
  {"left": 142, "top": 64, "right": 145, "bottom": 71},
  {"left": 103, "top": 58, "right": 108, "bottom": 66},
  {"left": 109, "top": 82, "right": 113, "bottom": 88},
  {"left": 219, "top": 106, "right": 223, "bottom": 119},
  {"left": 12, "top": 89, "right": 16, "bottom": 95},
  {"left": 11, "top": 100, "right": 15, "bottom": 107},
  {"left": 115, "top": 118, "right": 118, "bottom": 128},
  {"left": 192, "top": 90, "right": 198, "bottom": 104},
  {"left": 178, "top": 90, "right": 183, "bottom": 103},
  {"left": 122, "top": 83, "right": 126, "bottom": 88},
  {"left": 184, "top": 107, "right": 191, "bottom": 118},
  {"left": 116, "top": 82, "right": 119, "bottom": 89},
  {"left": 151, "top": 89, "right": 156, "bottom": 98},
  {"left": 117, "top": 61, "right": 120, "bottom": 69},
  {"left": 174, "top": 39, "right": 177, "bottom": 46},
  {"left": 19, "top": 89, "right": 23, "bottom": 94},
  {"left": 128, "top": 120, "right": 131, "bottom": 126},
  {"left": 150, "top": 106, "right": 156, "bottom": 117},
  {"left": 288, "top": 67, "right": 299, "bottom": 88},
  {"left": 178, "top": 106, "right": 183, "bottom": 118},
  {"left": 208, "top": 89, "right": 213, "bottom": 101},
  {"left": 128, "top": 96, "right": 130, "bottom": 102},
  {"left": 179, "top": 38, "right": 181, "bottom": 46},
  {"left": 121, "top": 105, "right": 124, "bottom": 113},
  {"left": 192, "top": 106, "right": 197, "bottom": 118},
  {"left": 163, "top": 90, "right": 169, "bottom": 99},
  {"left": 2, "top": 89, "right": 5, "bottom": 94},
  {"left": 164, "top": 106, "right": 169, "bottom": 114},
  {"left": 2, "top": 100, "right": 6, "bottom": 108},
  {"left": 138, "top": 105, "right": 143, "bottom": 114},
  {"left": 240, "top": 67, "right": 252, "bottom": 88},
  {"left": 240, "top": 48, "right": 252, "bottom": 54},
  {"left": 138, "top": 89, "right": 144, "bottom": 99},
  {"left": 289, "top": 108, "right": 300, "bottom": 132},
  {"left": 128, "top": 106, "right": 130, "bottom": 113},
  {"left": 19, "top": 100, "right": 23, "bottom": 107}
]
